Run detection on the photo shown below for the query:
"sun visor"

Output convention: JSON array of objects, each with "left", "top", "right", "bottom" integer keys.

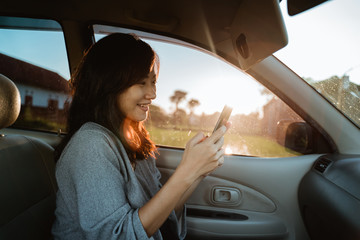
[{"left": 230, "top": 0, "right": 288, "bottom": 70}]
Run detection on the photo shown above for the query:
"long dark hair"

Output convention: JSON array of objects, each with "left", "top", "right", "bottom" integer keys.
[{"left": 55, "top": 33, "right": 158, "bottom": 163}]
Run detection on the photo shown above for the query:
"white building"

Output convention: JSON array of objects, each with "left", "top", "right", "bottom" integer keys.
[{"left": 0, "top": 53, "right": 70, "bottom": 110}]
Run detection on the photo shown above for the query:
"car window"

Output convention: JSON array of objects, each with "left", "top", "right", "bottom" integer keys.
[
  {"left": 0, "top": 17, "right": 70, "bottom": 133},
  {"left": 275, "top": 0, "right": 360, "bottom": 128},
  {"left": 95, "top": 27, "right": 305, "bottom": 157}
]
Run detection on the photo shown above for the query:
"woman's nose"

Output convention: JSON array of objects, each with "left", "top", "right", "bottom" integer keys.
[{"left": 145, "top": 85, "right": 156, "bottom": 100}]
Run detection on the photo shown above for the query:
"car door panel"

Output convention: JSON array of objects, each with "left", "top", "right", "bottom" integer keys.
[
  {"left": 186, "top": 212, "right": 287, "bottom": 240},
  {"left": 157, "top": 147, "right": 320, "bottom": 240},
  {"left": 1, "top": 129, "right": 317, "bottom": 239},
  {"left": 159, "top": 168, "right": 276, "bottom": 213}
]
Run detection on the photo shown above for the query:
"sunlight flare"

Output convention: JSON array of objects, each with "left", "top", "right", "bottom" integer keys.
[{"left": 225, "top": 147, "right": 233, "bottom": 155}]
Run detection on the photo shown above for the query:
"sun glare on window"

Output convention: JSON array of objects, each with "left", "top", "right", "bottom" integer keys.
[{"left": 225, "top": 147, "right": 233, "bottom": 155}]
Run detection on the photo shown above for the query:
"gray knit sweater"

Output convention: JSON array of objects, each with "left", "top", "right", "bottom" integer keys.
[{"left": 52, "top": 122, "right": 186, "bottom": 240}]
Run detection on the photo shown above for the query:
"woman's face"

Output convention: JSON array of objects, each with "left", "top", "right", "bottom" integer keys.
[{"left": 117, "top": 68, "right": 157, "bottom": 122}]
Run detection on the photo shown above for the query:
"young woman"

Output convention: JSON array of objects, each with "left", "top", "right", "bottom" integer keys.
[{"left": 52, "top": 33, "right": 230, "bottom": 240}]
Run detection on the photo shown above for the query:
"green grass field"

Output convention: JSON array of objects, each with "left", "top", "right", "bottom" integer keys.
[{"left": 147, "top": 125, "right": 300, "bottom": 158}]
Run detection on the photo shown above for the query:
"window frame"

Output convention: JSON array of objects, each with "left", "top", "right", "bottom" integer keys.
[
  {"left": 0, "top": 16, "right": 70, "bottom": 134},
  {"left": 93, "top": 24, "right": 333, "bottom": 157}
]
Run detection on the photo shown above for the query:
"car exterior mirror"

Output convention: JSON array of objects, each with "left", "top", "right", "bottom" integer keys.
[
  {"left": 284, "top": 122, "right": 313, "bottom": 154},
  {"left": 276, "top": 120, "right": 313, "bottom": 154}
]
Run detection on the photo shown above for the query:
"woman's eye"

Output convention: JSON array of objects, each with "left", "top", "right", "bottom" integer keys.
[{"left": 139, "top": 82, "right": 146, "bottom": 86}]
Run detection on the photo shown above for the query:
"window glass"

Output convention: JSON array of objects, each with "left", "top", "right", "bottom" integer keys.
[
  {"left": 0, "top": 17, "right": 70, "bottom": 132},
  {"left": 275, "top": 0, "right": 360, "bottom": 127},
  {"left": 95, "top": 30, "right": 305, "bottom": 157}
]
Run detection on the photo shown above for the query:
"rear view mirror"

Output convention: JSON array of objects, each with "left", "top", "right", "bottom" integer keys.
[{"left": 287, "top": 0, "right": 328, "bottom": 16}]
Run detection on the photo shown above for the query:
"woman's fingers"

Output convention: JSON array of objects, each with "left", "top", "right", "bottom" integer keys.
[
  {"left": 213, "top": 148, "right": 225, "bottom": 161},
  {"left": 208, "top": 126, "right": 226, "bottom": 144},
  {"left": 202, "top": 154, "right": 225, "bottom": 177},
  {"left": 186, "top": 132, "right": 206, "bottom": 148},
  {"left": 214, "top": 136, "right": 224, "bottom": 151},
  {"left": 217, "top": 156, "right": 225, "bottom": 166},
  {"left": 206, "top": 121, "right": 231, "bottom": 144},
  {"left": 182, "top": 122, "right": 231, "bottom": 178}
]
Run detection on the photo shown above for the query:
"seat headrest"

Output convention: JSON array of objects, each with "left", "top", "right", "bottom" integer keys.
[{"left": 0, "top": 74, "right": 21, "bottom": 129}]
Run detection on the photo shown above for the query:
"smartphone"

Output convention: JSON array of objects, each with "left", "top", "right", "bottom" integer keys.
[{"left": 212, "top": 105, "right": 232, "bottom": 133}]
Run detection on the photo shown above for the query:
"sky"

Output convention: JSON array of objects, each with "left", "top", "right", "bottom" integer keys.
[
  {"left": 0, "top": 29, "right": 70, "bottom": 79},
  {"left": 275, "top": 0, "right": 360, "bottom": 83},
  {"left": 1, "top": 0, "right": 359, "bottom": 115},
  {"left": 144, "top": 39, "right": 266, "bottom": 115}
]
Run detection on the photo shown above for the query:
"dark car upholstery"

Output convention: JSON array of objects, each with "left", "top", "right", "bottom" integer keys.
[{"left": 0, "top": 74, "right": 57, "bottom": 240}]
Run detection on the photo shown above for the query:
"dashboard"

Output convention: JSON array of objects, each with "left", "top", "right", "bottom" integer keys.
[{"left": 298, "top": 154, "right": 360, "bottom": 240}]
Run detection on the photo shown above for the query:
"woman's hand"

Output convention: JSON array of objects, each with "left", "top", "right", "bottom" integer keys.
[
  {"left": 139, "top": 122, "right": 230, "bottom": 237},
  {"left": 178, "top": 122, "right": 231, "bottom": 183}
]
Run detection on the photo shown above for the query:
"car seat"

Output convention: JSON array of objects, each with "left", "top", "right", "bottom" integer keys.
[{"left": 0, "top": 74, "right": 57, "bottom": 240}]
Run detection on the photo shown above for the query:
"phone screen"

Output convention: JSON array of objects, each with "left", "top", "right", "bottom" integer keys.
[{"left": 212, "top": 105, "right": 232, "bottom": 133}]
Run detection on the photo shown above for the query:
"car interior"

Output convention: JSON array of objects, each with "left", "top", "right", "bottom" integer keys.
[
  {"left": 0, "top": 0, "right": 359, "bottom": 239},
  {"left": 0, "top": 74, "right": 57, "bottom": 240}
]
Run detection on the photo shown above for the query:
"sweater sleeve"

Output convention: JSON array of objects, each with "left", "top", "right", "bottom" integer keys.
[
  {"left": 54, "top": 129, "right": 151, "bottom": 240},
  {"left": 147, "top": 156, "right": 187, "bottom": 240}
]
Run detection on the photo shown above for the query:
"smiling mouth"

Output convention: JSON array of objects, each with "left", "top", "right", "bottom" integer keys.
[{"left": 138, "top": 104, "right": 150, "bottom": 111}]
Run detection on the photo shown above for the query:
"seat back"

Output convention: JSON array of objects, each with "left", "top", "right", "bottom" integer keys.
[{"left": 0, "top": 74, "right": 57, "bottom": 240}]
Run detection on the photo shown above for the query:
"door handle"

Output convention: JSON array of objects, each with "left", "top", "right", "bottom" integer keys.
[{"left": 212, "top": 187, "right": 242, "bottom": 206}]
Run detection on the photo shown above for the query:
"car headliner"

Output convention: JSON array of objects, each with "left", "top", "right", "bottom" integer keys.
[{"left": 0, "top": 0, "right": 287, "bottom": 72}]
